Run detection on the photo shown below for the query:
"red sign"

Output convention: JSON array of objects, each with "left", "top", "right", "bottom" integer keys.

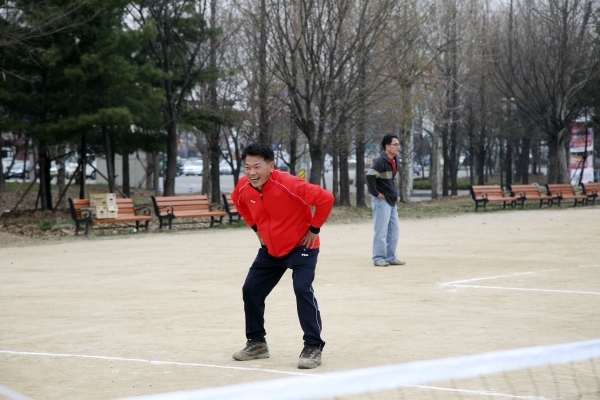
[{"left": 570, "top": 124, "right": 594, "bottom": 152}]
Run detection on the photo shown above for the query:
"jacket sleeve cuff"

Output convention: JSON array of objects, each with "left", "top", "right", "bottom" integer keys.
[
  {"left": 251, "top": 224, "right": 258, "bottom": 232},
  {"left": 309, "top": 225, "right": 320, "bottom": 234}
]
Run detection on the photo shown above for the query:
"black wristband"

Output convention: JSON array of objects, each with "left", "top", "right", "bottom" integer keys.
[
  {"left": 309, "top": 226, "right": 320, "bottom": 234},
  {"left": 251, "top": 224, "right": 258, "bottom": 232}
]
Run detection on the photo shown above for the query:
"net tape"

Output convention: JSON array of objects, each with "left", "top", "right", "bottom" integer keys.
[{"left": 116, "top": 338, "right": 600, "bottom": 400}]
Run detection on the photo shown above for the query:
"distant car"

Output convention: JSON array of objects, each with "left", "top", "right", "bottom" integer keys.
[
  {"left": 413, "top": 163, "right": 422, "bottom": 176},
  {"left": 183, "top": 159, "right": 203, "bottom": 176},
  {"left": 65, "top": 157, "right": 97, "bottom": 180},
  {"left": 219, "top": 160, "right": 236, "bottom": 175},
  {"left": 4, "top": 160, "right": 30, "bottom": 179}
]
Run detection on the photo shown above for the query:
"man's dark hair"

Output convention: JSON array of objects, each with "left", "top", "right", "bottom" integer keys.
[
  {"left": 381, "top": 134, "right": 399, "bottom": 151},
  {"left": 241, "top": 143, "right": 274, "bottom": 163}
]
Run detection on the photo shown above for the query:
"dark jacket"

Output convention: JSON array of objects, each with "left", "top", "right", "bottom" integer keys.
[{"left": 366, "top": 151, "right": 400, "bottom": 206}]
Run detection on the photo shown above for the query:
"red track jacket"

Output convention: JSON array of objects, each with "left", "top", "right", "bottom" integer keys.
[{"left": 232, "top": 169, "right": 334, "bottom": 257}]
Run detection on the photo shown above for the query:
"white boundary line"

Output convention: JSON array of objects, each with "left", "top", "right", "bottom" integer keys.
[
  {"left": 0, "top": 351, "right": 308, "bottom": 377},
  {"left": 449, "top": 284, "right": 600, "bottom": 295},
  {"left": 412, "top": 385, "right": 550, "bottom": 399},
  {"left": 438, "top": 266, "right": 600, "bottom": 295},
  {"left": 0, "top": 350, "right": 544, "bottom": 399}
]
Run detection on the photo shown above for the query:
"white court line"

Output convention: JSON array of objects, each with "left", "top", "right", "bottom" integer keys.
[
  {"left": 439, "top": 266, "right": 600, "bottom": 295},
  {"left": 413, "top": 385, "right": 550, "bottom": 399},
  {"left": 0, "top": 350, "right": 530, "bottom": 398},
  {"left": 450, "top": 284, "right": 600, "bottom": 295},
  {"left": 0, "top": 350, "right": 308, "bottom": 377},
  {"left": 440, "top": 272, "right": 538, "bottom": 286}
]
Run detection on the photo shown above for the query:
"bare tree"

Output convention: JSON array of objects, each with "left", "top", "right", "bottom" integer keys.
[
  {"left": 266, "top": 0, "right": 395, "bottom": 184},
  {"left": 488, "top": 0, "right": 600, "bottom": 184}
]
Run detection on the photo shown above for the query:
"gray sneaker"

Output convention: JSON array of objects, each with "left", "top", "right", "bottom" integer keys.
[
  {"left": 298, "top": 345, "right": 322, "bottom": 369},
  {"left": 374, "top": 260, "right": 389, "bottom": 267},
  {"left": 388, "top": 259, "right": 406, "bottom": 265},
  {"left": 232, "top": 340, "right": 270, "bottom": 361}
]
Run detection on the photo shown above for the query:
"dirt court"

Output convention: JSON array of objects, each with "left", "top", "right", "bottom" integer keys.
[{"left": 1, "top": 207, "right": 599, "bottom": 400}]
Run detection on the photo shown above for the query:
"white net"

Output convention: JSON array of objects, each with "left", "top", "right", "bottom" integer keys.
[{"left": 112, "top": 339, "right": 600, "bottom": 400}]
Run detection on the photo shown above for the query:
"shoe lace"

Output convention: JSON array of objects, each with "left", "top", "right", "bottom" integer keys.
[
  {"left": 244, "top": 340, "right": 263, "bottom": 351},
  {"left": 301, "top": 346, "right": 319, "bottom": 359}
]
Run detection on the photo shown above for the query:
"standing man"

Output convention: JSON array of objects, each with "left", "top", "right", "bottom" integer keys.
[
  {"left": 366, "top": 134, "right": 406, "bottom": 267},
  {"left": 231, "top": 143, "right": 334, "bottom": 369}
]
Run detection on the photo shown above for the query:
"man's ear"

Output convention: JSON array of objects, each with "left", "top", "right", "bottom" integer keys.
[{"left": 269, "top": 161, "right": 275, "bottom": 172}]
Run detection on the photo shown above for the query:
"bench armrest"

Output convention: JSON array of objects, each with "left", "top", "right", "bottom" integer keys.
[
  {"left": 135, "top": 205, "right": 152, "bottom": 216},
  {"left": 210, "top": 203, "right": 224, "bottom": 212},
  {"left": 80, "top": 208, "right": 92, "bottom": 220},
  {"left": 157, "top": 204, "right": 175, "bottom": 215}
]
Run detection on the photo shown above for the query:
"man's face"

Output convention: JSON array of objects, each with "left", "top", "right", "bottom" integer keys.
[
  {"left": 244, "top": 154, "right": 274, "bottom": 191},
  {"left": 386, "top": 139, "right": 401, "bottom": 156}
]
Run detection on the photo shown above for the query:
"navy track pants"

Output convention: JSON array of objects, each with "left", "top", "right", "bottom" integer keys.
[{"left": 242, "top": 245, "right": 325, "bottom": 350}]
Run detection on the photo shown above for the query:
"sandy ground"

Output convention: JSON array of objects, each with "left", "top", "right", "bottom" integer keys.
[{"left": 1, "top": 208, "right": 600, "bottom": 400}]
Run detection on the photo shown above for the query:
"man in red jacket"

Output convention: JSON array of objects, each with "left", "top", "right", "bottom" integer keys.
[{"left": 231, "top": 143, "right": 334, "bottom": 369}]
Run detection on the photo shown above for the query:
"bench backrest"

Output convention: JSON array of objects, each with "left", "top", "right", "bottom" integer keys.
[
  {"left": 546, "top": 184, "right": 577, "bottom": 195},
  {"left": 509, "top": 184, "right": 543, "bottom": 197},
  {"left": 582, "top": 182, "right": 600, "bottom": 195},
  {"left": 470, "top": 185, "right": 504, "bottom": 199},
  {"left": 69, "top": 197, "right": 137, "bottom": 219},
  {"left": 152, "top": 194, "right": 211, "bottom": 212}
]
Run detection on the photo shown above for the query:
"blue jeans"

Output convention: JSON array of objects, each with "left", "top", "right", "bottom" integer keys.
[{"left": 371, "top": 196, "right": 399, "bottom": 263}]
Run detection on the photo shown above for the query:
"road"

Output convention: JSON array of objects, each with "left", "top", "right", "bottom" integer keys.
[{"left": 171, "top": 169, "right": 442, "bottom": 202}]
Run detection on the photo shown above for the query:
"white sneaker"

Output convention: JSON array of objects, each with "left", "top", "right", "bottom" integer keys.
[
  {"left": 388, "top": 259, "right": 406, "bottom": 265},
  {"left": 374, "top": 260, "right": 389, "bottom": 267}
]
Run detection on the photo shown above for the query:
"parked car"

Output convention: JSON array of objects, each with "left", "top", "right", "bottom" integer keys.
[
  {"left": 182, "top": 159, "right": 203, "bottom": 176},
  {"left": 219, "top": 160, "right": 237, "bottom": 175},
  {"left": 4, "top": 160, "right": 30, "bottom": 179},
  {"left": 413, "top": 163, "right": 422, "bottom": 176},
  {"left": 65, "top": 156, "right": 97, "bottom": 180}
]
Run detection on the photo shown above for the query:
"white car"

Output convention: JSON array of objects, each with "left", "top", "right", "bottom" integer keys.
[
  {"left": 219, "top": 160, "right": 239, "bottom": 175},
  {"left": 4, "top": 160, "right": 30, "bottom": 179},
  {"left": 65, "top": 157, "right": 97, "bottom": 180},
  {"left": 183, "top": 159, "right": 203, "bottom": 176}
]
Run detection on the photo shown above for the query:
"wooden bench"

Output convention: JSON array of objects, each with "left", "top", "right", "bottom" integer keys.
[
  {"left": 470, "top": 185, "right": 518, "bottom": 211},
  {"left": 222, "top": 193, "right": 241, "bottom": 224},
  {"left": 508, "top": 184, "right": 553, "bottom": 208},
  {"left": 68, "top": 198, "right": 152, "bottom": 236},
  {"left": 545, "top": 184, "right": 587, "bottom": 207},
  {"left": 582, "top": 182, "right": 600, "bottom": 205},
  {"left": 151, "top": 194, "right": 226, "bottom": 229}
]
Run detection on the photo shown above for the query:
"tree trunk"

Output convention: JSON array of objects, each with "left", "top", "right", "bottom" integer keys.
[
  {"left": 102, "top": 124, "right": 115, "bottom": 193},
  {"left": 122, "top": 149, "right": 130, "bottom": 197},
  {"left": 339, "top": 127, "right": 350, "bottom": 206},
  {"left": 56, "top": 143, "right": 67, "bottom": 208}
]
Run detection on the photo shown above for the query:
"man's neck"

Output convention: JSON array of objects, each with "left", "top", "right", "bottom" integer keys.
[{"left": 385, "top": 150, "right": 396, "bottom": 159}]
